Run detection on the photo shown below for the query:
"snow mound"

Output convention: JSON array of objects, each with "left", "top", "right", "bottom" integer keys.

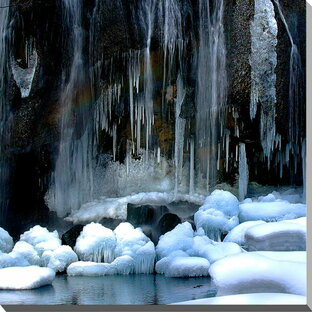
[
  {"left": 155, "top": 250, "right": 190, "bottom": 274},
  {"left": 41, "top": 245, "right": 78, "bottom": 272},
  {"left": 111, "top": 255, "right": 135, "bottom": 275},
  {"left": 65, "top": 192, "right": 205, "bottom": 224},
  {"left": 0, "top": 227, "right": 13, "bottom": 253},
  {"left": 245, "top": 221, "right": 306, "bottom": 251},
  {"left": 239, "top": 201, "right": 306, "bottom": 222},
  {"left": 156, "top": 222, "right": 194, "bottom": 260},
  {"left": 0, "top": 252, "right": 30, "bottom": 268},
  {"left": 114, "top": 222, "right": 155, "bottom": 274},
  {"left": 0, "top": 266, "right": 55, "bottom": 290},
  {"left": 171, "top": 293, "right": 306, "bottom": 305},
  {"left": 223, "top": 221, "right": 266, "bottom": 247},
  {"left": 74, "top": 223, "right": 116, "bottom": 263},
  {"left": 20, "top": 225, "right": 61, "bottom": 256},
  {"left": 251, "top": 251, "right": 306, "bottom": 263},
  {"left": 209, "top": 253, "right": 306, "bottom": 296},
  {"left": 67, "top": 261, "right": 117, "bottom": 276},
  {"left": 165, "top": 256, "right": 210, "bottom": 277},
  {"left": 195, "top": 191, "right": 240, "bottom": 241},
  {"left": 11, "top": 241, "right": 41, "bottom": 266}
]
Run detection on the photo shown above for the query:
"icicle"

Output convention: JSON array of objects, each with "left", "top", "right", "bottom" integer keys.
[
  {"left": 225, "top": 131, "right": 230, "bottom": 172},
  {"left": 302, "top": 139, "right": 306, "bottom": 203},
  {"left": 157, "top": 147, "right": 161, "bottom": 164},
  {"left": 238, "top": 143, "right": 249, "bottom": 201},
  {"left": 113, "top": 124, "right": 117, "bottom": 161},
  {"left": 189, "top": 138, "right": 195, "bottom": 195}
]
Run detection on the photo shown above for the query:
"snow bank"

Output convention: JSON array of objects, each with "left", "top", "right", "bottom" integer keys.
[
  {"left": 67, "top": 261, "right": 117, "bottom": 276},
  {"left": 239, "top": 201, "right": 306, "bottom": 222},
  {"left": 0, "top": 266, "right": 55, "bottom": 290},
  {"left": 194, "top": 190, "right": 240, "bottom": 241},
  {"left": 20, "top": 225, "right": 61, "bottom": 256},
  {"left": 245, "top": 221, "right": 306, "bottom": 251},
  {"left": 171, "top": 293, "right": 306, "bottom": 305},
  {"left": 0, "top": 227, "right": 13, "bottom": 253},
  {"left": 65, "top": 192, "right": 205, "bottom": 224},
  {"left": 74, "top": 223, "right": 116, "bottom": 263},
  {"left": 41, "top": 245, "right": 78, "bottom": 272},
  {"left": 209, "top": 253, "right": 306, "bottom": 296},
  {"left": 114, "top": 222, "right": 155, "bottom": 274},
  {"left": 165, "top": 256, "right": 210, "bottom": 277},
  {"left": 223, "top": 221, "right": 266, "bottom": 247}
]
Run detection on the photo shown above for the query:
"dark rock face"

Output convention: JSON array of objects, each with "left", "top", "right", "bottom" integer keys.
[
  {"left": 61, "top": 224, "right": 84, "bottom": 248},
  {"left": 158, "top": 213, "right": 181, "bottom": 236}
]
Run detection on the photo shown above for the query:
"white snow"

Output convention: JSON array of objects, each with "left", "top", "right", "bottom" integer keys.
[
  {"left": 114, "top": 222, "right": 155, "bottom": 274},
  {"left": 171, "top": 293, "right": 306, "bottom": 305},
  {"left": 223, "top": 221, "right": 266, "bottom": 247},
  {"left": 0, "top": 266, "right": 55, "bottom": 290},
  {"left": 0, "top": 227, "right": 13, "bottom": 253},
  {"left": 65, "top": 192, "right": 205, "bottom": 224},
  {"left": 155, "top": 250, "right": 189, "bottom": 274},
  {"left": 41, "top": 245, "right": 78, "bottom": 272},
  {"left": 251, "top": 251, "right": 306, "bottom": 263},
  {"left": 0, "top": 251, "right": 30, "bottom": 268},
  {"left": 245, "top": 221, "right": 306, "bottom": 251},
  {"left": 209, "top": 253, "right": 306, "bottom": 296},
  {"left": 194, "top": 190, "right": 240, "bottom": 241},
  {"left": 239, "top": 201, "right": 306, "bottom": 222},
  {"left": 110, "top": 255, "right": 135, "bottom": 275},
  {"left": 165, "top": 256, "right": 210, "bottom": 277},
  {"left": 74, "top": 223, "right": 116, "bottom": 263},
  {"left": 11, "top": 241, "right": 41, "bottom": 266},
  {"left": 20, "top": 225, "right": 61, "bottom": 256},
  {"left": 67, "top": 261, "right": 117, "bottom": 276}
]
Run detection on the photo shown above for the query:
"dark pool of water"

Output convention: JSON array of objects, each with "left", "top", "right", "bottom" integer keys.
[{"left": 0, "top": 274, "right": 217, "bottom": 305}]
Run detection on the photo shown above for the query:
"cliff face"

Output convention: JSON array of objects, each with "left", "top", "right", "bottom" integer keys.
[{"left": 0, "top": 0, "right": 306, "bottom": 236}]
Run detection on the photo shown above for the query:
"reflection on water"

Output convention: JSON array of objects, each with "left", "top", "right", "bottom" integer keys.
[{"left": 0, "top": 274, "right": 217, "bottom": 305}]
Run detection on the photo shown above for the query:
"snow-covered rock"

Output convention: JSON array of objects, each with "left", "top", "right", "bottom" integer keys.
[
  {"left": 114, "top": 222, "right": 155, "bottom": 274},
  {"left": 0, "top": 227, "right": 13, "bottom": 253},
  {"left": 223, "top": 221, "right": 266, "bottom": 247},
  {"left": 0, "top": 266, "right": 55, "bottom": 290},
  {"left": 11, "top": 241, "right": 41, "bottom": 266},
  {"left": 194, "top": 190, "right": 240, "bottom": 240},
  {"left": 239, "top": 201, "right": 306, "bottom": 223},
  {"left": 74, "top": 223, "right": 116, "bottom": 263},
  {"left": 165, "top": 256, "right": 210, "bottom": 277},
  {"left": 245, "top": 221, "right": 306, "bottom": 251},
  {"left": 67, "top": 261, "right": 117, "bottom": 276},
  {"left": 171, "top": 293, "right": 306, "bottom": 305},
  {"left": 110, "top": 255, "right": 135, "bottom": 275},
  {"left": 155, "top": 250, "right": 190, "bottom": 274},
  {"left": 251, "top": 251, "right": 306, "bottom": 263},
  {"left": 20, "top": 225, "right": 61, "bottom": 256},
  {"left": 209, "top": 253, "right": 306, "bottom": 296},
  {"left": 0, "top": 252, "right": 30, "bottom": 268},
  {"left": 41, "top": 245, "right": 78, "bottom": 272}
]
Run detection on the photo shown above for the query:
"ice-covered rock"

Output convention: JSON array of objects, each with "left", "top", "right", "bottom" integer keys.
[
  {"left": 114, "top": 222, "right": 155, "bottom": 274},
  {"left": 223, "top": 221, "right": 266, "bottom": 247},
  {"left": 0, "top": 252, "right": 30, "bottom": 268},
  {"left": 165, "top": 256, "right": 210, "bottom": 277},
  {"left": 251, "top": 251, "right": 306, "bottom": 263},
  {"left": 245, "top": 221, "right": 306, "bottom": 251},
  {"left": 20, "top": 225, "right": 61, "bottom": 256},
  {"left": 195, "top": 190, "right": 240, "bottom": 241},
  {"left": 67, "top": 261, "right": 117, "bottom": 276},
  {"left": 111, "top": 255, "right": 135, "bottom": 275},
  {"left": 0, "top": 266, "right": 55, "bottom": 290},
  {"left": 172, "top": 293, "right": 306, "bottom": 305},
  {"left": 0, "top": 228, "right": 13, "bottom": 253},
  {"left": 11, "top": 241, "right": 41, "bottom": 266},
  {"left": 155, "top": 250, "right": 190, "bottom": 274},
  {"left": 41, "top": 245, "right": 78, "bottom": 272},
  {"left": 74, "top": 223, "right": 116, "bottom": 263},
  {"left": 239, "top": 201, "right": 306, "bottom": 222},
  {"left": 209, "top": 253, "right": 306, "bottom": 296},
  {"left": 156, "top": 222, "right": 194, "bottom": 260}
]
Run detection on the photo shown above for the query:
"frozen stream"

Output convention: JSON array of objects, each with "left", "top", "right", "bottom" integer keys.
[{"left": 0, "top": 274, "right": 216, "bottom": 305}]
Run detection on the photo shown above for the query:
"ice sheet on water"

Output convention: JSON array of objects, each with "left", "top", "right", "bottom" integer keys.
[
  {"left": 0, "top": 266, "right": 55, "bottom": 290},
  {"left": 0, "top": 227, "right": 13, "bottom": 253},
  {"left": 209, "top": 253, "right": 306, "bottom": 296},
  {"left": 74, "top": 223, "right": 116, "bottom": 263}
]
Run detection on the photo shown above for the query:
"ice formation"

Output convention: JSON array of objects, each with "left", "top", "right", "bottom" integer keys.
[
  {"left": 172, "top": 293, "right": 306, "bottom": 305},
  {"left": 41, "top": 245, "right": 78, "bottom": 272},
  {"left": 67, "top": 261, "right": 117, "bottom": 277},
  {"left": 114, "top": 222, "right": 155, "bottom": 274},
  {"left": 209, "top": 253, "right": 306, "bottom": 296},
  {"left": 251, "top": 251, "right": 306, "bottom": 263},
  {"left": 155, "top": 250, "right": 190, "bottom": 274},
  {"left": 165, "top": 256, "right": 210, "bottom": 278},
  {"left": 194, "top": 190, "right": 240, "bottom": 240},
  {"left": 223, "top": 221, "right": 266, "bottom": 247},
  {"left": 245, "top": 220, "right": 306, "bottom": 251},
  {"left": 11, "top": 241, "right": 41, "bottom": 266},
  {"left": 0, "top": 251, "right": 30, "bottom": 269},
  {"left": 238, "top": 143, "right": 248, "bottom": 201},
  {"left": 0, "top": 227, "right": 13, "bottom": 253},
  {"left": 74, "top": 223, "right": 116, "bottom": 263},
  {"left": 0, "top": 266, "right": 55, "bottom": 290},
  {"left": 20, "top": 225, "right": 62, "bottom": 256}
]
